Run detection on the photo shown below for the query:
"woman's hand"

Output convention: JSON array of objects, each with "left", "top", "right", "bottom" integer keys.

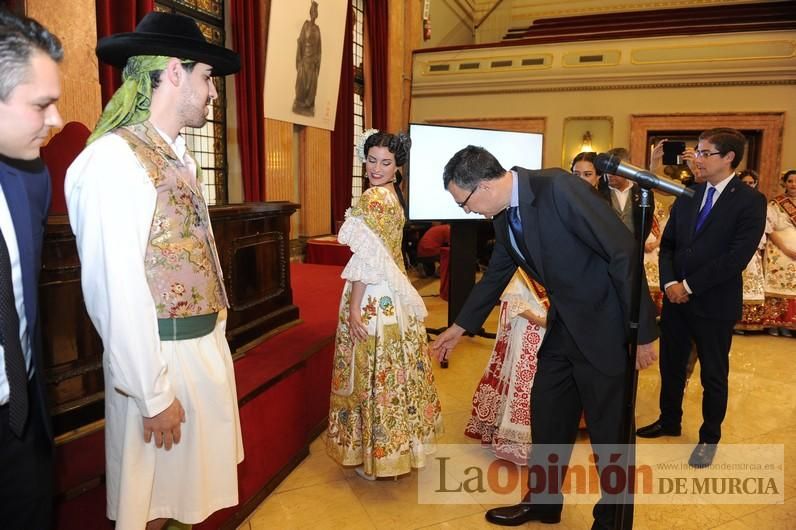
[
  {"left": 348, "top": 309, "right": 369, "bottom": 342},
  {"left": 520, "top": 310, "right": 547, "bottom": 329}
]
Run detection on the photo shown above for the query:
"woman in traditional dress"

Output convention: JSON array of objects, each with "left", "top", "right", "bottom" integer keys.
[
  {"left": 643, "top": 199, "right": 669, "bottom": 313},
  {"left": 735, "top": 170, "right": 767, "bottom": 333},
  {"left": 763, "top": 169, "right": 796, "bottom": 337},
  {"left": 464, "top": 270, "right": 547, "bottom": 464},
  {"left": 327, "top": 130, "right": 443, "bottom": 480}
]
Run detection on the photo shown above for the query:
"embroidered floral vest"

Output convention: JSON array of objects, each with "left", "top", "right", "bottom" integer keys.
[{"left": 115, "top": 122, "right": 228, "bottom": 318}]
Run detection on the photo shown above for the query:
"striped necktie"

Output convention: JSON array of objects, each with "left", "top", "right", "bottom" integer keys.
[{"left": 0, "top": 227, "right": 28, "bottom": 437}]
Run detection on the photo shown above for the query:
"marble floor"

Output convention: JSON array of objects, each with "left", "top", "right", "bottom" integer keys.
[{"left": 238, "top": 276, "right": 796, "bottom": 530}]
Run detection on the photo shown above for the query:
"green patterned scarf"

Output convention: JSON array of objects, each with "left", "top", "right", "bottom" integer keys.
[{"left": 88, "top": 55, "right": 191, "bottom": 144}]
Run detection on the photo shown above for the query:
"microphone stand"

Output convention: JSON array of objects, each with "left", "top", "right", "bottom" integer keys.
[
  {"left": 592, "top": 152, "right": 694, "bottom": 530},
  {"left": 614, "top": 177, "right": 692, "bottom": 530},
  {"left": 614, "top": 186, "right": 650, "bottom": 530}
]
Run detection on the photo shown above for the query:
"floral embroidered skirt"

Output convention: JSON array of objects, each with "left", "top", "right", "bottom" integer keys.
[
  {"left": 464, "top": 300, "right": 542, "bottom": 465},
  {"left": 326, "top": 281, "right": 443, "bottom": 477}
]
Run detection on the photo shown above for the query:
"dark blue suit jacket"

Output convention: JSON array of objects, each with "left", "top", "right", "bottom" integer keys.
[
  {"left": 455, "top": 168, "right": 659, "bottom": 377},
  {"left": 659, "top": 175, "right": 767, "bottom": 321},
  {"left": 0, "top": 156, "right": 52, "bottom": 440}
]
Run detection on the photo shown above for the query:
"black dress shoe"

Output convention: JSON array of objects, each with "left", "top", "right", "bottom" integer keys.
[
  {"left": 689, "top": 442, "right": 717, "bottom": 468},
  {"left": 636, "top": 420, "right": 681, "bottom": 438},
  {"left": 485, "top": 503, "right": 561, "bottom": 526}
]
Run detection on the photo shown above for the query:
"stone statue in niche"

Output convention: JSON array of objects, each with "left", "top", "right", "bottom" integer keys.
[{"left": 292, "top": 0, "right": 322, "bottom": 117}]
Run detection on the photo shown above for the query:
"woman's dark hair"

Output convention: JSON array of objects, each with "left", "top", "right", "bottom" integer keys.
[
  {"left": 570, "top": 151, "right": 602, "bottom": 175},
  {"left": 737, "top": 169, "right": 759, "bottom": 186},
  {"left": 364, "top": 131, "right": 411, "bottom": 166},
  {"left": 363, "top": 131, "right": 411, "bottom": 216},
  {"left": 782, "top": 169, "right": 796, "bottom": 184}
]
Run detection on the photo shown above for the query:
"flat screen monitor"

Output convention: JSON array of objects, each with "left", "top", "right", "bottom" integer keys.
[{"left": 407, "top": 123, "right": 544, "bottom": 221}]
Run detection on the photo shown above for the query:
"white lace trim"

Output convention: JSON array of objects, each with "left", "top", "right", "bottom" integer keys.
[{"left": 338, "top": 213, "right": 428, "bottom": 319}]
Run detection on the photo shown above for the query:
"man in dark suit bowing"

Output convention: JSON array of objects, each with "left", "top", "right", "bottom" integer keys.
[
  {"left": 636, "top": 128, "right": 766, "bottom": 468},
  {"left": 0, "top": 8, "right": 63, "bottom": 529},
  {"left": 431, "top": 146, "right": 659, "bottom": 529}
]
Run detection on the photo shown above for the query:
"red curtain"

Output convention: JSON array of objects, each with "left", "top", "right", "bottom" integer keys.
[
  {"left": 330, "top": 3, "right": 354, "bottom": 232},
  {"left": 231, "top": 0, "right": 266, "bottom": 202},
  {"left": 365, "top": 0, "right": 388, "bottom": 130},
  {"left": 95, "top": 0, "right": 153, "bottom": 107}
]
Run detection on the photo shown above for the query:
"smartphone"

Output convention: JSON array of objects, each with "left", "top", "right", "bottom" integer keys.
[{"left": 662, "top": 141, "right": 686, "bottom": 165}]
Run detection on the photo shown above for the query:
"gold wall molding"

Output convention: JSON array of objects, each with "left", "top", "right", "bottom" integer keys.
[
  {"left": 427, "top": 116, "right": 546, "bottom": 133},
  {"left": 629, "top": 113, "right": 785, "bottom": 199},
  {"left": 413, "top": 30, "right": 796, "bottom": 97},
  {"left": 414, "top": 78, "right": 796, "bottom": 98},
  {"left": 504, "top": 0, "right": 758, "bottom": 23},
  {"left": 631, "top": 40, "right": 796, "bottom": 65},
  {"left": 299, "top": 127, "right": 332, "bottom": 237}
]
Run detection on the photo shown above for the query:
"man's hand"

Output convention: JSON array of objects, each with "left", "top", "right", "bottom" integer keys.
[
  {"left": 665, "top": 282, "right": 690, "bottom": 304},
  {"left": 636, "top": 342, "right": 658, "bottom": 370},
  {"left": 681, "top": 147, "right": 701, "bottom": 181},
  {"left": 143, "top": 398, "right": 186, "bottom": 450},
  {"left": 429, "top": 324, "right": 466, "bottom": 363}
]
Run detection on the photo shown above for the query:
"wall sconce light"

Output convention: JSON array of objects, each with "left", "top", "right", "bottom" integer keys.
[{"left": 580, "top": 131, "right": 593, "bottom": 152}]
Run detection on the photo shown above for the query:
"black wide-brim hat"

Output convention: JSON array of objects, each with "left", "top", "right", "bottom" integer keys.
[{"left": 96, "top": 12, "right": 240, "bottom": 76}]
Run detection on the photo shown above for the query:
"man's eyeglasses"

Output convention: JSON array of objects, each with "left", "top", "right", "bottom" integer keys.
[
  {"left": 457, "top": 186, "right": 479, "bottom": 209},
  {"left": 695, "top": 150, "right": 722, "bottom": 159}
]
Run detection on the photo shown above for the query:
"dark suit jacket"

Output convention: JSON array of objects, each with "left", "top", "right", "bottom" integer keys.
[
  {"left": 598, "top": 181, "right": 655, "bottom": 242},
  {"left": 0, "top": 157, "right": 52, "bottom": 441},
  {"left": 659, "top": 175, "right": 766, "bottom": 321},
  {"left": 456, "top": 167, "right": 658, "bottom": 377}
]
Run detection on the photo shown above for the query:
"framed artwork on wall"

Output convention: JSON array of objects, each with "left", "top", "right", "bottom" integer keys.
[{"left": 264, "top": 0, "right": 348, "bottom": 131}]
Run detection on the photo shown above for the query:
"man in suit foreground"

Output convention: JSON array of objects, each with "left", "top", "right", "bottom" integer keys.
[
  {"left": 636, "top": 128, "right": 766, "bottom": 468},
  {"left": 431, "top": 146, "right": 659, "bottom": 529},
  {"left": 0, "top": 8, "right": 63, "bottom": 529}
]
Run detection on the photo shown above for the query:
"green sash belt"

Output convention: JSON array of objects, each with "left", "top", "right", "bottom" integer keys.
[{"left": 158, "top": 313, "right": 218, "bottom": 341}]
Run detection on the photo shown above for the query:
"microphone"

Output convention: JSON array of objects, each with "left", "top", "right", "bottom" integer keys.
[{"left": 594, "top": 153, "right": 695, "bottom": 198}]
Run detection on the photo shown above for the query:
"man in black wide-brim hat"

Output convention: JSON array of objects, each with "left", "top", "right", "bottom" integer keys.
[{"left": 65, "top": 12, "right": 243, "bottom": 530}]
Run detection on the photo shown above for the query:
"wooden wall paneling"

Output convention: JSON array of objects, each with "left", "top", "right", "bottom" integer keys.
[
  {"left": 264, "top": 118, "right": 297, "bottom": 236},
  {"left": 25, "top": 0, "right": 102, "bottom": 134},
  {"left": 299, "top": 127, "right": 332, "bottom": 236},
  {"left": 630, "top": 113, "right": 784, "bottom": 199}
]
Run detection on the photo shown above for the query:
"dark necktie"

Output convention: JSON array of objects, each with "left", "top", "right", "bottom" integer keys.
[
  {"left": 0, "top": 227, "right": 28, "bottom": 437},
  {"left": 507, "top": 206, "right": 531, "bottom": 262},
  {"left": 694, "top": 186, "right": 716, "bottom": 233}
]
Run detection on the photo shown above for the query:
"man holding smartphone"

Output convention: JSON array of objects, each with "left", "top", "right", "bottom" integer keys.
[{"left": 637, "top": 128, "right": 766, "bottom": 468}]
